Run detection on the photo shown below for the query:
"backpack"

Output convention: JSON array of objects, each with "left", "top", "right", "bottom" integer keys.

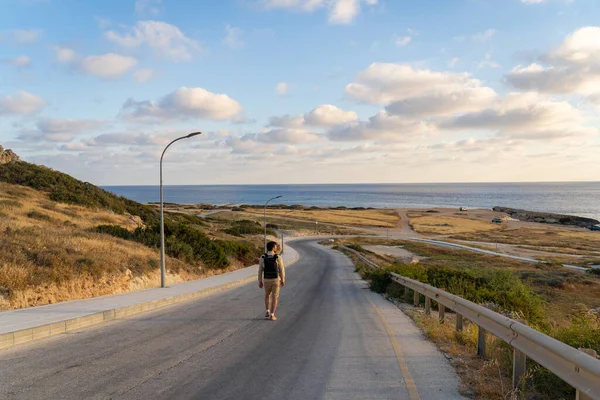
[{"left": 263, "top": 254, "right": 279, "bottom": 279}]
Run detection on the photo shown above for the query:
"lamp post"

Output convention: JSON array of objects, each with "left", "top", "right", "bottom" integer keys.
[
  {"left": 264, "top": 195, "right": 282, "bottom": 252},
  {"left": 160, "top": 131, "right": 202, "bottom": 288}
]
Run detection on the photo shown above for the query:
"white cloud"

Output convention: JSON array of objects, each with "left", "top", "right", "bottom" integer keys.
[
  {"left": 269, "top": 114, "right": 305, "bottom": 128},
  {"left": 87, "top": 132, "right": 169, "bottom": 147},
  {"left": 520, "top": 0, "right": 546, "bottom": 3},
  {"left": 276, "top": 82, "right": 289, "bottom": 95},
  {"left": 304, "top": 104, "right": 358, "bottom": 126},
  {"left": 548, "top": 26, "right": 600, "bottom": 64},
  {"left": 268, "top": 105, "right": 357, "bottom": 128},
  {"left": 243, "top": 128, "right": 320, "bottom": 144},
  {"left": 447, "top": 57, "right": 460, "bottom": 67},
  {"left": 5, "top": 55, "right": 31, "bottom": 67},
  {"left": 134, "top": 68, "right": 154, "bottom": 83},
  {"left": 478, "top": 52, "right": 501, "bottom": 69},
  {"left": 386, "top": 87, "right": 497, "bottom": 118},
  {"left": 262, "top": 0, "right": 375, "bottom": 24},
  {"left": 0, "top": 91, "right": 46, "bottom": 115},
  {"left": 263, "top": 0, "right": 326, "bottom": 12},
  {"left": 440, "top": 92, "right": 597, "bottom": 140},
  {"left": 105, "top": 20, "right": 200, "bottom": 61},
  {"left": 329, "top": 0, "right": 360, "bottom": 24},
  {"left": 54, "top": 46, "right": 77, "bottom": 64},
  {"left": 394, "top": 35, "right": 411, "bottom": 47},
  {"left": 346, "top": 63, "right": 496, "bottom": 109},
  {"left": 36, "top": 118, "right": 104, "bottom": 134},
  {"left": 11, "top": 29, "right": 41, "bottom": 44},
  {"left": 472, "top": 29, "right": 497, "bottom": 41},
  {"left": 223, "top": 25, "right": 244, "bottom": 49},
  {"left": 327, "top": 111, "right": 433, "bottom": 142},
  {"left": 79, "top": 53, "right": 138, "bottom": 79},
  {"left": 120, "top": 87, "right": 243, "bottom": 122},
  {"left": 135, "top": 0, "right": 162, "bottom": 15},
  {"left": 505, "top": 27, "right": 600, "bottom": 100},
  {"left": 16, "top": 118, "right": 104, "bottom": 143}
]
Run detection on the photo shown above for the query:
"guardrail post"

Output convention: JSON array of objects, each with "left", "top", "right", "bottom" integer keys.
[
  {"left": 404, "top": 286, "right": 410, "bottom": 302},
  {"left": 512, "top": 349, "right": 526, "bottom": 389},
  {"left": 413, "top": 291, "right": 420, "bottom": 307},
  {"left": 576, "top": 349, "right": 597, "bottom": 400},
  {"left": 425, "top": 297, "right": 431, "bottom": 315},
  {"left": 455, "top": 314, "right": 463, "bottom": 331},
  {"left": 439, "top": 304, "right": 446, "bottom": 322},
  {"left": 477, "top": 326, "right": 487, "bottom": 358}
]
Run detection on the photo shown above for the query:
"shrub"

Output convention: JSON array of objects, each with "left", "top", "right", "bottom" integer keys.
[
  {"left": 224, "top": 220, "right": 276, "bottom": 237},
  {"left": 96, "top": 221, "right": 261, "bottom": 270},
  {"left": 587, "top": 268, "right": 600, "bottom": 276},
  {"left": 95, "top": 225, "right": 131, "bottom": 240},
  {"left": 27, "top": 210, "right": 52, "bottom": 221},
  {"left": 382, "top": 262, "right": 544, "bottom": 323}
]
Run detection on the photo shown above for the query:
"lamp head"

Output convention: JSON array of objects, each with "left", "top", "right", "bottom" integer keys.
[{"left": 186, "top": 131, "right": 202, "bottom": 138}]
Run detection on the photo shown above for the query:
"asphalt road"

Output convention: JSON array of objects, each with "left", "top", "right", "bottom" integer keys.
[{"left": 0, "top": 239, "right": 465, "bottom": 400}]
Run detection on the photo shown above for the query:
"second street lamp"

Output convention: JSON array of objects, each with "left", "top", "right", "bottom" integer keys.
[
  {"left": 264, "top": 195, "right": 282, "bottom": 252},
  {"left": 159, "top": 131, "right": 202, "bottom": 288}
]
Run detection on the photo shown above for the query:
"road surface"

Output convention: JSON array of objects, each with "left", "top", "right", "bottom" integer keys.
[{"left": 0, "top": 239, "right": 465, "bottom": 400}]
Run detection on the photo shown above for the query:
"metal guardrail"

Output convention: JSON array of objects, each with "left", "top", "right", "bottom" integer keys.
[{"left": 339, "top": 245, "right": 600, "bottom": 400}]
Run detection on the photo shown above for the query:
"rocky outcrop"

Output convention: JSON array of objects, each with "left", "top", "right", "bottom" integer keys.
[
  {"left": 493, "top": 206, "right": 599, "bottom": 228},
  {"left": 0, "top": 145, "right": 20, "bottom": 165}
]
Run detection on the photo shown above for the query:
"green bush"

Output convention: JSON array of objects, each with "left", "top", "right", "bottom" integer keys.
[
  {"left": 224, "top": 220, "right": 276, "bottom": 237},
  {"left": 95, "top": 225, "right": 131, "bottom": 240},
  {"left": 380, "top": 262, "right": 544, "bottom": 323},
  {"left": 587, "top": 268, "right": 600, "bottom": 276},
  {"left": 96, "top": 221, "right": 261, "bottom": 270}
]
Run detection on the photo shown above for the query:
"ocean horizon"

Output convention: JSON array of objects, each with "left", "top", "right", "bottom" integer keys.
[{"left": 103, "top": 181, "right": 600, "bottom": 221}]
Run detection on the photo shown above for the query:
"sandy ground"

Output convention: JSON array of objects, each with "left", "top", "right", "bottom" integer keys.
[
  {"left": 363, "top": 245, "right": 421, "bottom": 262},
  {"left": 170, "top": 204, "right": 598, "bottom": 262}
]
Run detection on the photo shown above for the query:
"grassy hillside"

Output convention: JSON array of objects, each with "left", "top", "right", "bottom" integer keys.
[{"left": 0, "top": 160, "right": 265, "bottom": 310}]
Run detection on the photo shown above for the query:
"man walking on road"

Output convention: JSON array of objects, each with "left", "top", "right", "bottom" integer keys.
[{"left": 258, "top": 241, "right": 285, "bottom": 320}]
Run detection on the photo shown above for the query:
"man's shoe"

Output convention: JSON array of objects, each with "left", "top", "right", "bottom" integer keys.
[
  {"left": 265, "top": 311, "right": 271, "bottom": 319},
  {"left": 270, "top": 315, "right": 277, "bottom": 321}
]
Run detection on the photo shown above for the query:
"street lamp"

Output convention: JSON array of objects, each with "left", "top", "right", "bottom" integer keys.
[
  {"left": 159, "top": 131, "right": 202, "bottom": 288},
  {"left": 264, "top": 195, "right": 282, "bottom": 252}
]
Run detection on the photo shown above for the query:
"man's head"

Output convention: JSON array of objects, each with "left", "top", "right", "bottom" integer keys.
[{"left": 267, "top": 241, "right": 279, "bottom": 253}]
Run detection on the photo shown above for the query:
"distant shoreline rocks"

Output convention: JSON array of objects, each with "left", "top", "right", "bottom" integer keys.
[{"left": 493, "top": 206, "right": 600, "bottom": 228}]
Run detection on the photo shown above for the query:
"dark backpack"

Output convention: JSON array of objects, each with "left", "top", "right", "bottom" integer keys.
[{"left": 263, "top": 254, "right": 279, "bottom": 279}]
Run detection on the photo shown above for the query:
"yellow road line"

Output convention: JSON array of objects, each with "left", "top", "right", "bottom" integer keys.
[{"left": 363, "top": 292, "right": 421, "bottom": 400}]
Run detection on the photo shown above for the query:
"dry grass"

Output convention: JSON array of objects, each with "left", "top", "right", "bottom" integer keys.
[
  {"left": 452, "top": 226, "right": 600, "bottom": 256},
  {"left": 400, "top": 305, "right": 517, "bottom": 399},
  {"left": 410, "top": 215, "right": 502, "bottom": 235},
  {"left": 0, "top": 182, "right": 201, "bottom": 310},
  {"left": 247, "top": 208, "right": 399, "bottom": 227},
  {"left": 208, "top": 211, "right": 364, "bottom": 235}
]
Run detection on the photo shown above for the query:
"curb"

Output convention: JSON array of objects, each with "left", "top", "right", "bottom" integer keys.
[{"left": 0, "top": 246, "right": 300, "bottom": 351}]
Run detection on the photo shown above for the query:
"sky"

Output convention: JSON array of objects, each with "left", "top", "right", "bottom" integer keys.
[{"left": 1, "top": 0, "right": 599, "bottom": 185}]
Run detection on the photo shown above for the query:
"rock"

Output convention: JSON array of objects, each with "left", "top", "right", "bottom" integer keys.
[
  {"left": 493, "top": 206, "right": 600, "bottom": 228},
  {"left": 0, "top": 145, "right": 20, "bottom": 165}
]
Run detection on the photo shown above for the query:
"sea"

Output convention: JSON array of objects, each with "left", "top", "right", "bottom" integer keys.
[{"left": 102, "top": 182, "right": 600, "bottom": 221}]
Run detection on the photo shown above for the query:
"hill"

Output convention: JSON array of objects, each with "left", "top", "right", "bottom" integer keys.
[{"left": 0, "top": 151, "right": 264, "bottom": 310}]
